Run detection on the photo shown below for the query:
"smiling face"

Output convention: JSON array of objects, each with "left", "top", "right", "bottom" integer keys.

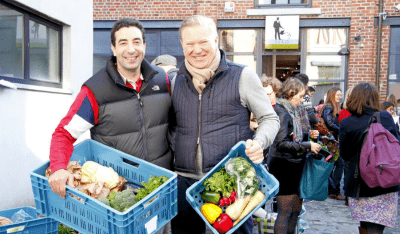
[
  {"left": 180, "top": 25, "right": 218, "bottom": 69},
  {"left": 289, "top": 88, "right": 306, "bottom": 108},
  {"left": 111, "top": 26, "right": 146, "bottom": 77},
  {"left": 335, "top": 90, "right": 342, "bottom": 103}
]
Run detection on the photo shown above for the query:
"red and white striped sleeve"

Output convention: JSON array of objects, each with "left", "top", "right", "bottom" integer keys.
[{"left": 49, "top": 86, "right": 99, "bottom": 173}]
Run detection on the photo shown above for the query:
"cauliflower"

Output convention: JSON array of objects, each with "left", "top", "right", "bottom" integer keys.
[{"left": 109, "top": 190, "right": 136, "bottom": 212}]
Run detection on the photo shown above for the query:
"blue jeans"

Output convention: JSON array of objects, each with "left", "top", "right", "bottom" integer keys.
[
  {"left": 171, "top": 175, "right": 253, "bottom": 234},
  {"left": 328, "top": 157, "right": 345, "bottom": 195}
]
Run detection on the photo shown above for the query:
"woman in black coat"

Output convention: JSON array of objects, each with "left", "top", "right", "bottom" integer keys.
[
  {"left": 339, "top": 83, "right": 399, "bottom": 234},
  {"left": 267, "top": 78, "right": 321, "bottom": 234},
  {"left": 321, "top": 87, "right": 346, "bottom": 200}
]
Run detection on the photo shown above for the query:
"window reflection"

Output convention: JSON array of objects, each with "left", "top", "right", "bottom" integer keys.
[
  {"left": 0, "top": 5, "right": 23, "bottom": 79},
  {"left": 29, "top": 20, "right": 60, "bottom": 82},
  {"left": 226, "top": 55, "right": 256, "bottom": 71},
  {"left": 307, "top": 28, "right": 348, "bottom": 53},
  {"left": 220, "top": 30, "right": 257, "bottom": 53}
]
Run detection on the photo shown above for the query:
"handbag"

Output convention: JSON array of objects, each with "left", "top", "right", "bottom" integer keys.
[
  {"left": 299, "top": 150, "right": 335, "bottom": 201},
  {"left": 314, "top": 108, "right": 330, "bottom": 135}
]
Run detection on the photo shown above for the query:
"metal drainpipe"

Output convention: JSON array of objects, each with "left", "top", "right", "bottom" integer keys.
[{"left": 376, "top": 0, "right": 384, "bottom": 90}]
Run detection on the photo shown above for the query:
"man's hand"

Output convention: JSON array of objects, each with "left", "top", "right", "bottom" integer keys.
[
  {"left": 245, "top": 139, "right": 264, "bottom": 164},
  {"left": 48, "top": 169, "right": 75, "bottom": 199}
]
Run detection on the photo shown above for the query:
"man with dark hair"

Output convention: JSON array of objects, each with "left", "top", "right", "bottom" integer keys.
[
  {"left": 308, "top": 86, "right": 315, "bottom": 97},
  {"left": 294, "top": 73, "right": 318, "bottom": 128},
  {"left": 48, "top": 18, "right": 172, "bottom": 204}
]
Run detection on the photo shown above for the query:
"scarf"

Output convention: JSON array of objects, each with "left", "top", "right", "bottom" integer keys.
[
  {"left": 185, "top": 49, "right": 221, "bottom": 94},
  {"left": 276, "top": 98, "right": 303, "bottom": 142}
]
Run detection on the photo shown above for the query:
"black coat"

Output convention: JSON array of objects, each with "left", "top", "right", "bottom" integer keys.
[
  {"left": 267, "top": 103, "right": 311, "bottom": 164},
  {"left": 339, "top": 108, "right": 400, "bottom": 198},
  {"left": 321, "top": 104, "right": 339, "bottom": 137}
]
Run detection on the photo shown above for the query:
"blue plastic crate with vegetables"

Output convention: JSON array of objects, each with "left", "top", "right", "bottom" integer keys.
[
  {"left": 0, "top": 206, "right": 58, "bottom": 234},
  {"left": 30, "top": 139, "right": 177, "bottom": 234},
  {"left": 186, "top": 141, "right": 279, "bottom": 234}
]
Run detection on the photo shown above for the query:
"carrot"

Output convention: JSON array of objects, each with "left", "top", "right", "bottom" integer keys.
[{"left": 232, "top": 190, "right": 265, "bottom": 226}]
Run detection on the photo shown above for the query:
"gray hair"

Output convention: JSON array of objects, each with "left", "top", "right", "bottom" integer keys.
[{"left": 179, "top": 15, "right": 217, "bottom": 40}]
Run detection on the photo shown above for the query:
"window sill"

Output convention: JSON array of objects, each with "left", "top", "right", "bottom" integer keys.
[
  {"left": 11, "top": 83, "right": 72, "bottom": 95},
  {"left": 247, "top": 8, "right": 321, "bottom": 16}
]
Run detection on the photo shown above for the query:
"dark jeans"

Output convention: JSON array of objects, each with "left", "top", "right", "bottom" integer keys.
[
  {"left": 328, "top": 157, "right": 345, "bottom": 195},
  {"left": 171, "top": 175, "right": 254, "bottom": 234}
]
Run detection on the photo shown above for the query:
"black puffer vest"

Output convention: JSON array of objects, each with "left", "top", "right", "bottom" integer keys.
[
  {"left": 84, "top": 56, "right": 172, "bottom": 170},
  {"left": 172, "top": 50, "right": 252, "bottom": 173}
]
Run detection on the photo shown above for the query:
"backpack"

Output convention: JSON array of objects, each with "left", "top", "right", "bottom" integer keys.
[{"left": 359, "top": 112, "right": 400, "bottom": 188}]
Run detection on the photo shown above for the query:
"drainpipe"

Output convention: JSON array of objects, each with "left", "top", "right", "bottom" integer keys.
[{"left": 376, "top": 0, "right": 384, "bottom": 90}]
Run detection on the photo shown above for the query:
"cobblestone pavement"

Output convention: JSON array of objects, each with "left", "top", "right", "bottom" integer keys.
[
  {"left": 300, "top": 196, "right": 400, "bottom": 234},
  {"left": 166, "top": 196, "right": 399, "bottom": 234}
]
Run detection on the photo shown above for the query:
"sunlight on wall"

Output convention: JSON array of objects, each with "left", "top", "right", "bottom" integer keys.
[{"left": 24, "top": 91, "right": 72, "bottom": 162}]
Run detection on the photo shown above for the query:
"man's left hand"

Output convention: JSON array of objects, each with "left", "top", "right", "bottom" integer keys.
[{"left": 245, "top": 139, "right": 264, "bottom": 164}]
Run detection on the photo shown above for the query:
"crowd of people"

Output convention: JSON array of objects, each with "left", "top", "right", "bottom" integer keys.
[{"left": 46, "top": 15, "right": 399, "bottom": 234}]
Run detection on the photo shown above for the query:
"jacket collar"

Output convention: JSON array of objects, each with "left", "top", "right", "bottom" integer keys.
[{"left": 106, "top": 56, "right": 159, "bottom": 87}]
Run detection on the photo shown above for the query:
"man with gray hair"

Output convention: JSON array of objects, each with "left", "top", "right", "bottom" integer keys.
[
  {"left": 170, "top": 15, "right": 280, "bottom": 234},
  {"left": 151, "top": 54, "right": 179, "bottom": 82}
]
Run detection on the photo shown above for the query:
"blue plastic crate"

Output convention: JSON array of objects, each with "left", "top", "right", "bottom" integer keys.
[
  {"left": 0, "top": 207, "right": 58, "bottom": 234},
  {"left": 30, "top": 139, "right": 177, "bottom": 234},
  {"left": 186, "top": 141, "right": 279, "bottom": 234}
]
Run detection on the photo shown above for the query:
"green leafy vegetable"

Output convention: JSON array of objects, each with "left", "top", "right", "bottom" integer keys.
[
  {"left": 136, "top": 175, "right": 169, "bottom": 202},
  {"left": 58, "top": 223, "right": 76, "bottom": 234},
  {"left": 108, "top": 189, "right": 136, "bottom": 212},
  {"left": 202, "top": 167, "right": 237, "bottom": 198},
  {"left": 225, "top": 157, "right": 259, "bottom": 198}
]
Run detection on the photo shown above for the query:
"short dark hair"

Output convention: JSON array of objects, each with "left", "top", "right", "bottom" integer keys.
[
  {"left": 308, "top": 86, "right": 315, "bottom": 92},
  {"left": 294, "top": 73, "right": 309, "bottom": 86},
  {"left": 281, "top": 78, "right": 306, "bottom": 100},
  {"left": 347, "top": 83, "right": 380, "bottom": 115},
  {"left": 111, "top": 18, "right": 145, "bottom": 47},
  {"left": 381, "top": 101, "right": 394, "bottom": 111}
]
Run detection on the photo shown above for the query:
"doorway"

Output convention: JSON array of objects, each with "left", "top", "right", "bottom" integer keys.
[{"left": 262, "top": 54, "right": 300, "bottom": 81}]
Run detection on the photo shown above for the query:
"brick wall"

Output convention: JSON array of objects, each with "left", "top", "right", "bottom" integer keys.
[{"left": 93, "top": 0, "right": 400, "bottom": 97}]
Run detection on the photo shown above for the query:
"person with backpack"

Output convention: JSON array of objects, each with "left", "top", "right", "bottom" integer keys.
[{"left": 339, "top": 83, "right": 399, "bottom": 234}]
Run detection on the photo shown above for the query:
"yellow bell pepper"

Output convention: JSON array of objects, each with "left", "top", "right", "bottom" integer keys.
[{"left": 201, "top": 203, "right": 222, "bottom": 224}]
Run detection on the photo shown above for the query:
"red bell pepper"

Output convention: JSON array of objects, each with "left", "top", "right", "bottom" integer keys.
[{"left": 213, "top": 214, "right": 233, "bottom": 233}]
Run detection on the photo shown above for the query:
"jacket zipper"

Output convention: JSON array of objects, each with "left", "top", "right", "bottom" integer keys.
[
  {"left": 195, "top": 94, "right": 202, "bottom": 174},
  {"left": 136, "top": 84, "right": 148, "bottom": 160}
]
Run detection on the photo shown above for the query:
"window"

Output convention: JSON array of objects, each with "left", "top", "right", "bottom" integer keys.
[
  {"left": 93, "top": 28, "right": 184, "bottom": 75},
  {"left": 255, "top": 0, "right": 311, "bottom": 8},
  {"left": 304, "top": 28, "right": 349, "bottom": 106},
  {"left": 0, "top": 1, "right": 62, "bottom": 88},
  {"left": 388, "top": 26, "right": 400, "bottom": 98},
  {"left": 219, "top": 29, "right": 257, "bottom": 71}
]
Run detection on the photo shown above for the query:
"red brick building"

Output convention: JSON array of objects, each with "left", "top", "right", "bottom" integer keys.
[{"left": 93, "top": 0, "right": 400, "bottom": 103}]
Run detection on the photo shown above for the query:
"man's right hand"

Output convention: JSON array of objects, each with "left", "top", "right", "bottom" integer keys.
[{"left": 48, "top": 169, "right": 75, "bottom": 199}]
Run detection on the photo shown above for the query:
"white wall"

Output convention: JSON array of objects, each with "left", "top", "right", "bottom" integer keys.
[{"left": 0, "top": 0, "right": 93, "bottom": 210}]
